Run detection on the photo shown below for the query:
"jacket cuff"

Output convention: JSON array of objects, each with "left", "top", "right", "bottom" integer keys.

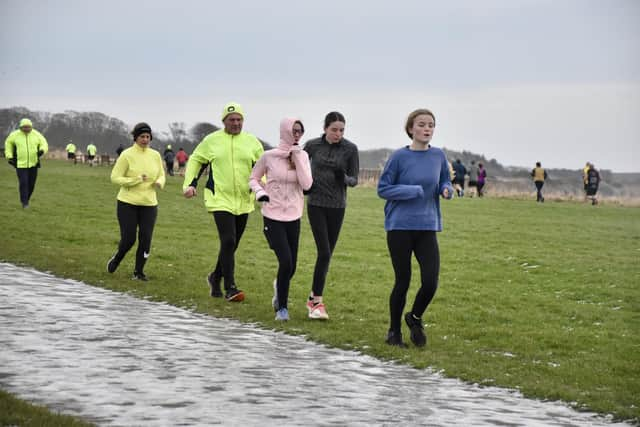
[{"left": 255, "top": 189, "right": 268, "bottom": 200}]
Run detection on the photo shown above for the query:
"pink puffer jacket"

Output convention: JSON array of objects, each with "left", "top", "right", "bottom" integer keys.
[{"left": 249, "top": 118, "right": 313, "bottom": 222}]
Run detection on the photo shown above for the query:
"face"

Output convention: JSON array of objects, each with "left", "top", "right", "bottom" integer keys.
[
  {"left": 292, "top": 123, "right": 304, "bottom": 143},
  {"left": 410, "top": 114, "right": 435, "bottom": 144},
  {"left": 223, "top": 113, "right": 243, "bottom": 135},
  {"left": 135, "top": 133, "right": 152, "bottom": 148},
  {"left": 20, "top": 126, "right": 32, "bottom": 134},
  {"left": 325, "top": 121, "right": 345, "bottom": 143}
]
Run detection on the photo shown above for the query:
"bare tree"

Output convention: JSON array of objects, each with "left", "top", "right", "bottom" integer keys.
[{"left": 190, "top": 122, "right": 219, "bottom": 144}]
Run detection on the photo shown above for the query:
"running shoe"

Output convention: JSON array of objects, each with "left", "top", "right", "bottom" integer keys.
[
  {"left": 308, "top": 302, "right": 329, "bottom": 320},
  {"left": 207, "top": 271, "right": 223, "bottom": 298},
  {"left": 225, "top": 286, "right": 245, "bottom": 302},
  {"left": 272, "top": 279, "right": 279, "bottom": 311},
  {"left": 275, "top": 307, "right": 289, "bottom": 321},
  {"left": 385, "top": 330, "right": 407, "bottom": 348},
  {"left": 107, "top": 254, "right": 120, "bottom": 273},
  {"left": 132, "top": 271, "right": 148, "bottom": 281},
  {"left": 404, "top": 312, "right": 427, "bottom": 347},
  {"left": 305, "top": 299, "right": 314, "bottom": 316}
]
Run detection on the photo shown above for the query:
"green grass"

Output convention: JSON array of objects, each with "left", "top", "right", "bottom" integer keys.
[
  {"left": 1, "top": 160, "right": 639, "bottom": 423},
  {"left": 0, "top": 390, "right": 95, "bottom": 426}
]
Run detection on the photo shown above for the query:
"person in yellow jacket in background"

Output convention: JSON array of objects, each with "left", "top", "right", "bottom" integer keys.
[
  {"left": 107, "top": 123, "right": 165, "bottom": 281},
  {"left": 4, "top": 118, "right": 48, "bottom": 208},
  {"left": 531, "top": 161, "right": 548, "bottom": 203},
  {"left": 65, "top": 139, "right": 77, "bottom": 164},
  {"left": 86, "top": 142, "right": 97, "bottom": 166},
  {"left": 582, "top": 162, "right": 591, "bottom": 201},
  {"left": 183, "top": 102, "right": 264, "bottom": 302}
]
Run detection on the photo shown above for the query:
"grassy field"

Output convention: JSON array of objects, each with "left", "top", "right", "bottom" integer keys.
[{"left": 1, "top": 159, "right": 639, "bottom": 424}]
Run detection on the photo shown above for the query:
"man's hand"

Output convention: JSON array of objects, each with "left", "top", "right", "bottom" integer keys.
[
  {"left": 183, "top": 186, "right": 197, "bottom": 198},
  {"left": 8, "top": 158, "right": 16, "bottom": 168}
]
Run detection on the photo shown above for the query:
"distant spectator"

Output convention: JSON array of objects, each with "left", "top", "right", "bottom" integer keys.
[
  {"left": 4, "top": 118, "right": 48, "bottom": 208},
  {"left": 86, "top": 142, "right": 97, "bottom": 166},
  {"left": 116, "top": 144, "right": 125, "bottom": 157},
  {"left": 585, "top": 163, "right": 601, "bottom": 205},
  {"left": 65, "top": 140, "right": 77, "bottom": 164},
  {"left": 175, "top": 147, "right": 189, "bottom": 176},
  {"left": 477, "top": 162, "right": 487, "bottom": 197},
  {"left": 467, "top": 160, "right": 478, "bottom": 197},
  {"left": 452, "top": 159, "right": 467, "bottom": 197},
  {"left": 163, "top": 144, "right": 175, "bottom": 176},
  {"left": 582, "top": 162, "right": 591, "bottom": 201},
  {"left": 531, "top": 161, "right": 548, "bottom": 202}
]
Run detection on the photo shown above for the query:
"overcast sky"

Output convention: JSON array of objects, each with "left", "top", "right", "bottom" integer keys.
[{"left": 1, "top": 0, "right": 638, "bottom": 172}]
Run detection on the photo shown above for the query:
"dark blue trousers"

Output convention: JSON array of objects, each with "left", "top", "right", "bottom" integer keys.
[{"left": 16, "top": 167, "right": 38, "bottom": 206}]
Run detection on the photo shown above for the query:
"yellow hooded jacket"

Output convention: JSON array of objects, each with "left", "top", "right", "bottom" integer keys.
[
  {"left": 183, "top": 129, "right": 264, "bottom": 214},
  {"left": 4, "top": 129, "right": 48, "bottom": 168},
  {"left": 111, "top": 143, "right": 165, "bottom": 206}
]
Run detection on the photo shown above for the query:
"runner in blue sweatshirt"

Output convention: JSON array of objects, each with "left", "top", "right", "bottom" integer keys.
[{"left": 377, "top": 108, "right": 453, "bottom": 348}]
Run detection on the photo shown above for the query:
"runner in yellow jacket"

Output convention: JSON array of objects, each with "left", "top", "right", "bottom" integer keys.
[
  {"left": 107, "top": 123, "right": 165, "bottom": 281},
  {"left": 183, "top": 102, "right": 264, "bottom": 302},
  {"left": 4, "top": 118, "right": 48, "bottom": 208}
]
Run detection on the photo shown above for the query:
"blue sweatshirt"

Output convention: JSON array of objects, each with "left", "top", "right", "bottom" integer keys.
[{"left": 377, "top": 146, "right": 453, "bottom": 231}]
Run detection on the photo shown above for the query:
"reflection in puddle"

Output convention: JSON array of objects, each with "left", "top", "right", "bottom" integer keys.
[{"left": 0, "top": 263, "right": 629, "bottom": 426}]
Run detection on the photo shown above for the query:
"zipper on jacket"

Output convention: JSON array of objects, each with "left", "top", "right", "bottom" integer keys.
[
  {"left": 26, "top": 133, "right": 30, "bottom": 167},
  {"left": 231, "top": 134, "right": 237, "bottom": 209}
]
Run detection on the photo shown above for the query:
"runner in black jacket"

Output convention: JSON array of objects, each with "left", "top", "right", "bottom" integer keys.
[{"left": 303, "top": 111, "right": 359, "bottom": 320}]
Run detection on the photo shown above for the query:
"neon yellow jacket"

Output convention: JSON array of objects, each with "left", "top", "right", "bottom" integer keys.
[
  {"left": 111, "top": 144, "right": 165, "bottom": 206},
  {"left": 87, "top": 144, "right": 97, "bottom": 156},
  {"left": 66, "top": 143, "right": 76, "bottom": 153},
  {"left": 4, "top": 129, "right": 48, "bottom": 168},
  {"left": 183, "top": 129, "right": 264, "bottom": 214}
]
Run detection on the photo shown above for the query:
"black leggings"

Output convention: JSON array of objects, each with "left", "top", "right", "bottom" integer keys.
[
  {"left": 16, "top": 167, "right": 38, "bottom": 206},
  {"left": 307, "top": 205, "right": 345, "bottom": 296},
  {"left": 263, "top": 217, "right": 300, "bottom": 309},
  {"left": 535, "top": 181, "right": 544, "bottom": 201},
  {"left": 211, "top": 211, "right": 248, "bottom": 290},
  {"left": 114, "top": 201, "right": 158, "bottom": 274},
  {"left": 387, "top": 230, "right": 440, "bottom": 333}
]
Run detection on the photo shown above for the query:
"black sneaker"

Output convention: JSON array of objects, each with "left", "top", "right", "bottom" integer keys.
[
  {"left": 206, "top": 272, "right": 223, "bottom": 298},
  {"left": 132, "top": 271, "right": 148, "bottom": 281},
  {"left": 385, "top": 330, "right": 407, "bottom": 348},
  {"left": 225, "top": 286, "right": 245, "bottom": 302},
  {"left": 107, "top": 254, "right": 120, "bottom": 273},
  {"left": 404, "top": 312, "right": 427, "bottom": 347}
]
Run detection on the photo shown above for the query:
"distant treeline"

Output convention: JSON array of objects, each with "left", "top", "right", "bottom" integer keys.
[
  {"left": 0, "top": 106, "right": 260, "bottom": 155},
  {"left": 3, "top": 106, "right": 636, "bottom": 192}
]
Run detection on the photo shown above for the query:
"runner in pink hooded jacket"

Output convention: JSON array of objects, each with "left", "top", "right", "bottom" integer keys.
[{"left": 249, "top": 118, "right": 312, "bottom": 320}]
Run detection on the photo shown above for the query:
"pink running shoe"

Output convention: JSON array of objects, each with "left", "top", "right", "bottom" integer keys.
[
  {"left": 306, "top": 299, "right": 315, "bottom": 316},
  {"left": 308, "top": 302, "right": 329, "bottom": 320}
]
